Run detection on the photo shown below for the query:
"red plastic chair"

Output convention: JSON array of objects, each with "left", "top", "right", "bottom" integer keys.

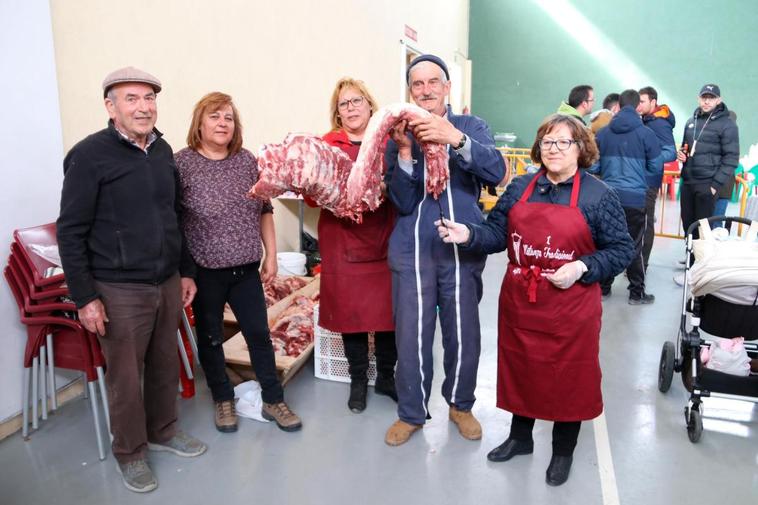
[
  {"left": 10, "top": 242, "right": 68, "bottom": 301},
  {"left": 4, "top": 265, "right": 108, "bottom": 460},
  {"left": 662, "top": 160, "right": 680, "bottom": 200},
  {"left": 13, "top": 223, "right": 66, "bottom": 288}
]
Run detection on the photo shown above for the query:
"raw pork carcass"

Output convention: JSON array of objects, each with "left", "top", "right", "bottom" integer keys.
[
  {"left": 253, "top": 134, "right": 360, "bottom": 219},
  {"left": 248, "top": 103, "right": 450, "bottom": 222},
  {"left": 345, "top": 103, "right": 449, "bottom": 211}
]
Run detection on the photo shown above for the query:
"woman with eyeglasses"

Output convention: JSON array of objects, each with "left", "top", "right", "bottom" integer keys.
[
  {"left": 436, "top": 114, "right": 633, "bottom": 486},
  {"left": 313, "top": 77, "right": 397, "bottom": 413}
]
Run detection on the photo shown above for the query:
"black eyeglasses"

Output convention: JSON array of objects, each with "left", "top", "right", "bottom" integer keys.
[
  {"left": 337, "top": 96, "right": 365, "bottom": 111},
  {"left": 539, "top": 139, "right": 577, "bottom": 152}
]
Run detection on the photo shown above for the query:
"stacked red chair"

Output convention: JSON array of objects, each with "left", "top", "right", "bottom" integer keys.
[
  {"left": 6, "top": 223, "right": 199, "bottom": 459},
  {"left": 4, "top": 255, "right": 108, "bottom": 460}
]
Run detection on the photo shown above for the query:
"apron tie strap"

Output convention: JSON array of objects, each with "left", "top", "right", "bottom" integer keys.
[{"left": 526, "top": 265, "right": 542, "bottom": 303}]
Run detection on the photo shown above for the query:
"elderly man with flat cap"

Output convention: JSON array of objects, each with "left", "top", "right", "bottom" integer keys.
[
  {"left": 57, "top": 66, "right": 205, "bottom": 493},
  {"left": 383, "top": 54, "right": 506, "bottom": 446}
]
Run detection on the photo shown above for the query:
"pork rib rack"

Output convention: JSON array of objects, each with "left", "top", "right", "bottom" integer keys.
[{"left": 248, "top": 103, "right": 449, "bottom": 222}]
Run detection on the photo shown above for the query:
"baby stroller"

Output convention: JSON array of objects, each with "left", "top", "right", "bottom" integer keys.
[{"left": 658, "top": 216, "right": 758, "bottom": 443}]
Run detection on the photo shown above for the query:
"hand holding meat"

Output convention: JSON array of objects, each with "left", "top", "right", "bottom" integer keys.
[
  {"left": 545, "top": 261, "right": 588, "bottom": 290},
  {"left": 409, "top": 114, "right": 463, "bottom": 146},
  {"left": 434, "top": 218, "right": 470, "bottom": 244},
  {"left": 249, "top": 103, "right": 450, "bottom": 222},
  {"left": 390, "top": 119, "right": 413, "bottom": 158}
]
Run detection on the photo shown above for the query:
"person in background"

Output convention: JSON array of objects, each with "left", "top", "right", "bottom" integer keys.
[
  {"left": 57, "top": 66, "right": 206, "bottom": 493},
  {"left": 594, "top": 89, "right": 662, "bottom": 304},
  {"left": 315, "top": 77, "right": 398, "bottom": 413},
  {"left": 589, "top": 92, "right": 619, "bottom": 134},
  {"left": 557, "top": 84, "right": 595, "bottom": 125},
  {"left": 383, "top": 54, "right": 506, "bottom": 446},
  {"left": 637, "top": 86, "right": 676, "bottom": 270},
  {"left": 436, "top": 114, "right": 633, "bottom": 486},
  {"left": 175, "top": 92, "right": 302, "bottom": 434},
  {"left": 675, "top": 84, "right": 739, "bottom": 284}
]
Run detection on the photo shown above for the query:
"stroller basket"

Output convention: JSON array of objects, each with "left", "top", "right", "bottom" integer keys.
[{"left": 658, "top": 216, "right": 758, "bottom": 443}]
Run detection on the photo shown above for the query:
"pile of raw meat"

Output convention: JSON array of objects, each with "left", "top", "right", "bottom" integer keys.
[
  {"left": 263, "top": 275, "right": 310, "bottom": 307},
  {"left": 268, "top": 292, "right": 320, "bottom": 357},
  {"left": 249, "top": 103, "right": 450, "bottom": 222}
]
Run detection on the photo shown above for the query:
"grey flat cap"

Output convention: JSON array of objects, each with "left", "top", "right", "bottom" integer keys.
[{"left": 102, "top": 66, "right": 162, "bottom": 97}]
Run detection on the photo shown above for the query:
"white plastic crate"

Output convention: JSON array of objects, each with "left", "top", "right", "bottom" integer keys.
[{"left": 313, "top": 304, "right": 376, "bottom": 385}]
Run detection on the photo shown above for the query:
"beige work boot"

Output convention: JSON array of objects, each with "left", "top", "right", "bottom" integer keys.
[
  {"left": 449, "top": 406, "right": 482, "bottom": 440},
  {"left": 384, "top": 419, "right": 422, "bottom": 446},
  {"left": 262, "top": 401, "right": 303, "bottom": 432},
  {"left": 214, "top": 400, "right": 238, "bottom": 433}
]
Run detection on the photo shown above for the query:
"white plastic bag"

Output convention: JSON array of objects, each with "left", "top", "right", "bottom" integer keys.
[
  {"left": 701, "top": 337, "right": 751, "bottom": 376},
  {"left": 233, "top": 380, "right": 270, "bottom": 422}
]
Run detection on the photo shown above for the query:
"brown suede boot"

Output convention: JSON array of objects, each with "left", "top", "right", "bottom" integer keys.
[
  {"left": 449, "top": 406, "right": 482, "bottom": 440},
  {"left": 384, "top": 419, "right": 422, "bottom": 446}
]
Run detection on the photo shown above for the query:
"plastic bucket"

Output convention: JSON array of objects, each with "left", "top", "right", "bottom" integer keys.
[{"left": 277, "top": 252, "right": 307, "bottom": 276}]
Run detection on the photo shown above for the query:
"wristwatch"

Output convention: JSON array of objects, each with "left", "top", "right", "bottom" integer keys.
[{"left": 455, "top": 133, "right": 467, "bottom": 150}]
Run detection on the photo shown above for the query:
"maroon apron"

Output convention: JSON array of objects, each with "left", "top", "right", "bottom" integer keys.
[
  {"left": 496, "top": 170, "right": 603, "bottom": 421},
  {"left": 316, "top": 130, "right": 395, "bottom": 333}
]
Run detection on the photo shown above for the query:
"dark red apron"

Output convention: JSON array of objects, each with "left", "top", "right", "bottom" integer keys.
[
  {"left": 316, "top": 130, "right": 395, "bottom": 333},
  {"left": 496, "top": 170, "right": 603, "bottom": 421}
]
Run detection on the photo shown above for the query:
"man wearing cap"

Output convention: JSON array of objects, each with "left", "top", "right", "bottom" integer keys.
[
  {"left": 57, "top": 66, "right": 206, "bottom": 493},
  {"left": 384, "top": 54, "right": 506, "bottom": 446},
  {"left": 675, "top": 84, "right": 739, "bottom": 274}
]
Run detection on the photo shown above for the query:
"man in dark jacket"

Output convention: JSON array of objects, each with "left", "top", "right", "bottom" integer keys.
[
  {"left": 676, "top": 84, "right": 739, "bottom": 248},
  {"left": 57, "top": 67, "right": 205, "bottom": 493},
  {"left": 638, "top": 86, "right": 676, "bottom": 270},
  {"left": 383, "top": 54, "right": 506, "bottom": 446},
  {"left": 594, "top": 89, "right": 662, "bottom": 304}
]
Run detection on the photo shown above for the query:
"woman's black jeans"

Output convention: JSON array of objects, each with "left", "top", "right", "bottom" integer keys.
[{"left": 192, "top": 262, "right": 283, "bottom": 404}]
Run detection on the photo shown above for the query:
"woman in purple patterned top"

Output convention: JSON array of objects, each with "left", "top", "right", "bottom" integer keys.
[{"left": 175, "top": 92, "right": 301, "bottom": 434}]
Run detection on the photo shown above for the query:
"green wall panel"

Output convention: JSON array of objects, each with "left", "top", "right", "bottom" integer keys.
[{"left": 470, "top": 0, "right": 758, "bottom": 157}]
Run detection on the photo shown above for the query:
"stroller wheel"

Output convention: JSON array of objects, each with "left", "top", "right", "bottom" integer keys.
[
  {"left": 687, "top": 405, "right": 703, "bottom": 443},
  {"left": 658, "top": 341, "right": 676, "bottom": 393}
]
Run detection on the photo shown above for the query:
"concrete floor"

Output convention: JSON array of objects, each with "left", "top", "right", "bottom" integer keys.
[{"left": 2, "top": 218, "right": 758, "bottom": 504}]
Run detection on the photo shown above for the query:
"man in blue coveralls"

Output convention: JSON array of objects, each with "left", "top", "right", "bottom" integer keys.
[{"left": 383, "top": 54, "right": 506, "bottom": 446}]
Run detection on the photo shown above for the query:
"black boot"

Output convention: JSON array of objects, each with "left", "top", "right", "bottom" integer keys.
[
  {"left": 546, "top": 421, "right": 579, "bottom": 485},
  {"left": 545, "top": 455, "right": 573, "bottom": 486},
  {"left": 487, "top": 438, "right": 534, "bottom": 462},
  {"left": 348, "top": 378, "right": 368, "bottom": 413},
  {"left": 374, "top": 375, "right": 398, "bottom": 402},
  {"left": 343, "top": 333, "right": 369, "bottom": 413},
  {"left": 373, "top": 331, "right": 398, "bottom": 402}
]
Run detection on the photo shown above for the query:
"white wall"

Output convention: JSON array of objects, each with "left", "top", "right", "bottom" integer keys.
[
  {"left": 0, "top": 0, "right": 66, "bottom": 421},
  {"left": 50, "top": 0, "right": 471, "bottom": 250}
]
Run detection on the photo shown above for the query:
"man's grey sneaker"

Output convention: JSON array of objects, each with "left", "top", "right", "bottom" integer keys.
[
  {"left": 117, "top": 459, "right": 158, "bottom": 493},
  {"left": 147, "top": 430, "right": 207, "bottom": 457},
  {"left": 262, "top": 401, "right": 302, "bottom": 432}
]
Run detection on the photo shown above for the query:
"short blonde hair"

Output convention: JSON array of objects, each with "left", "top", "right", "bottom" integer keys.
[
  {"left": 329, "top": 77, "right": 378, "bottom": 131},
  {"left": 186, "top": 92, "right": 243, "bottom": 155},
  {"left": 530, "top": 114, "right": 599, "bottom": 168}
]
